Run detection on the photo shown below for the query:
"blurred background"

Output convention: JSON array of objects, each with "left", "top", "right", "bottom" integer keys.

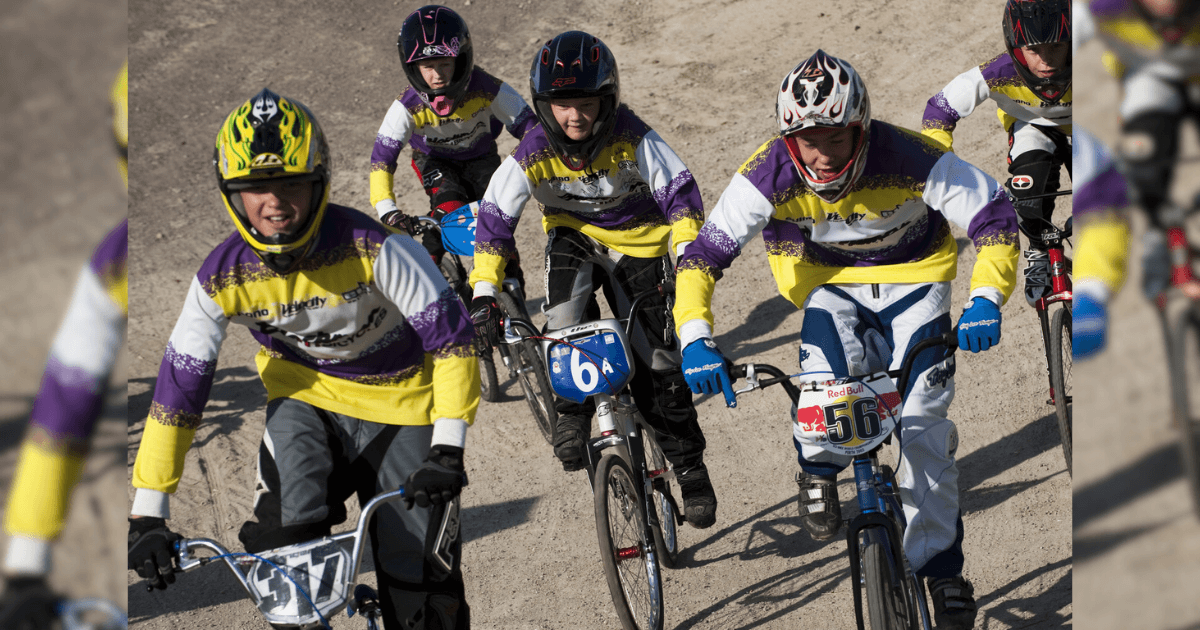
[
  {"left": 1074, "top": 19, "right": 1200, "bottom": 630},
  {"left": 0, "top": 0, "right": 127, "bottom": 608}
]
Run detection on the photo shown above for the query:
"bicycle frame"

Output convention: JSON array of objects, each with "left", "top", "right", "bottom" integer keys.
[
  {"left": 731, "top": 332, "right": 955, "bottom": 630},
  {"left": 1033, "top": 220, "right": 1073, "bottom": 409}
]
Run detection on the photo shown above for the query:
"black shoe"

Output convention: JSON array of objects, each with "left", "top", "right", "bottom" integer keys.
[
  {"left": 928, "top": 574, "right": 977, "bottom": 630},
  {"left": 676, "top": 464, "right": 717, "bottom": 529},
  {"left": 1022, "top": 248, "right": 1050, "bottom": 306},
  {"left": 795, "top": 471, "right": 841, "bottom": 541},
  {"left": 552, "top": 414, "right": 590, "bottom": 471}
]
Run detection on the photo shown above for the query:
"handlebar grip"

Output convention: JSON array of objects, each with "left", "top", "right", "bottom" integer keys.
[{"left": 729, "top": 364, "right": 748, "bottom": 380}]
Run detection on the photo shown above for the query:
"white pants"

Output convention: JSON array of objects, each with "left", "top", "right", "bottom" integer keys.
[{"left": 795, "top": 281, "right": 964, "bottom": 577}]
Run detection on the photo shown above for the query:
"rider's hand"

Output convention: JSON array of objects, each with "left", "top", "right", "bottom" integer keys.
[
  {"left": 404, "top": 445, "right": 468, "bottom": 509},
  {"left": 0, "top": 576, "right": 57, "bottom": 630},
  {"left": 128, "top": 516, "right": 181, "bottom": 591},
  {"left": 681, "top": 338, "right": 736, "bottom": 408},
  {"left": 956, "top": 298, "right": 1002, "bottom": 353},
  {"left": 1072, "top": 291, "right": 1108, "bottom": 361},
  {"left": 381, "top": 211, "right": 417, "bottom": 235},
  {"left": 469, "top": 296, "right": 502, "bottom": 345}
]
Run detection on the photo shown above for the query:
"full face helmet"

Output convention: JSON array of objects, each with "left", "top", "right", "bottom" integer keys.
[
  {"left": 1132, "top": 0, "right": 1200, "bottom": 44},
  {"left": 111, "top": 60, "right": 128, "bottom": 189},
  {"left": 213, "top": 89, "right": 331, "bottom": 274},
  {"left": 398, "top": 5, "right": 474, "bottom": 116},
  {"left": 776, "top": 50, "right": 871, "bottom": 204},
  {"left": 1003, "top": 0, "right": 1072, "bottom": 104},
  {"left": 529, "top": 31, "right": 620, "bottom": 171}
]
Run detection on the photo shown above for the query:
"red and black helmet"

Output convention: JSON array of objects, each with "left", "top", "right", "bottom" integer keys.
[
  {"left": 529, "top": 31, "right": 620, "bottom": 171},
  {"left": 1003, "top": 0, "right": 1071, "bottom": 104},
  {"left": 398, "top": 5, "right": 474, "bottom": 114}
]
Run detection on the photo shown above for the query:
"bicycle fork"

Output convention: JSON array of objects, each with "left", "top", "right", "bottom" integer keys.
[
  {"left": 1036, "top": 245, "right": 1072, "bottom": 407},
  {"left": 844, "top": 454, "right": 931, "bottom": 630}
]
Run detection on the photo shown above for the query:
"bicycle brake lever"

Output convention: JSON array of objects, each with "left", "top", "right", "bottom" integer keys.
[{"left": 733, "top": 364, "right": 759, "bottom": 395}]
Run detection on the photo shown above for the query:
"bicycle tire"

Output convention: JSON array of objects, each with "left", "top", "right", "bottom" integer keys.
[
  {"left": 645, "top": 437, "right": 679, "bottom": 570},
  {"left": 1167, "top": 307, "right": 1200, "bottom": 519},
  {"left": 862, "top": 528, "right": 912, "bottom": 630},
  {"left": 497, "top": 292, "right": 556, "bottom": 444},
  {"left": 594, "top": 453, "right": 664, "bottom": 630},
  {"left": 1048, "top": 306, "right": 1072, "bottom": 476}
]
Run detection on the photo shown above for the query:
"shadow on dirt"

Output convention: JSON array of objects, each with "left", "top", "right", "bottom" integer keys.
[
  {"left": 127, "top": 366, "right": 265, "bottom": 461},
  {"left": 462, "top": 496, "right": 540, "bottom": 543},
  {"left": 1073, "top": 440, "right": 1184, "bottom": 563},
  {"left": 959, "top": 411, "right": 1068, "bottom": 513},
  {"left": 976, "top": 557, "right": 1072, "bottom": 628}
]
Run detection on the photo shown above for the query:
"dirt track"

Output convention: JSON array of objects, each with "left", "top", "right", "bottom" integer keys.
[
  {"left": 126, "top": 0, "right": 1070, "bottom": 628},
  {"left": 1072, "top": 38, "right": 1200, "bottom": 630},
  {"left": 0, "top": 0, "right": 128, "bottom": 608}
]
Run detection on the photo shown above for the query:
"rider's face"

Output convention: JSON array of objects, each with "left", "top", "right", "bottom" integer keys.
[
  {"left": 240, "top": 180, "right": 312, "bottom": 237},
  {"left": 1020, "top": 43, "right": 1069, "bottom": 78},
  {"left": 790, "top": 127, "right": 856, "bottom": 180}
]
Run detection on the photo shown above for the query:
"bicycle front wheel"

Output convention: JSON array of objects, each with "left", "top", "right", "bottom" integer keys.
[
  {"left": 1048, "top": 305, "right": 1072, "bottom": 475},
  {"left": 594, "top": 453, "right": 664, "bottom": 630},
  {"left": 861, "top": 528, "right": 915, "bottom": 630},
  {"left": 1168, "top": 306, "right": 1200, "bottom": 519},
  {"left": 498, "top": 292, "right": 556, "bottom": 444}
]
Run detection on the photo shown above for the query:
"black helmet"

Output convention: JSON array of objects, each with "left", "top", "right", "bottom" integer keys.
[
  {"left": 398, "top": 5, "right": 474, "bottom": 115},
  {"left": 529, "top": 31, "right": 620, "bottom": 171},
  {"left": 1003, "top": 0, "right": 1071, "bottom": 104},
  {"left": 1132, "top": 0, "right": 1200, "bottom": 44}
]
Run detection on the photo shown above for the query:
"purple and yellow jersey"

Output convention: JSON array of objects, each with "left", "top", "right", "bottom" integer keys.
[
  {"left": 921, "top": 53, "right": 1072, "bottom": 150},
  {"left": 130, "top": 206, "right": 478, "bottom": 517},
  {"left": 1074, "top": 127, "right": 1130, "bottom": 301},
  {"left": 1080, "top": 0, "right": 1200, "bottom": 80},
  {"left": 674, "top": 122, "right": 1019, "bottom": 346},
  {"left": 467, "top": 105, "right": 704, "bottom": 297},
  {"left": 369, "top": 67, "right": 537, "bottom": 218},
  {"left": 3, "top": 220, "right": 127, "bottom": 574}
]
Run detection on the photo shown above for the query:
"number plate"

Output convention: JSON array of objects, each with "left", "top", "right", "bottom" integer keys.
[
  {"left": 248, "top": 538, "right": 351, "bottom": 627},
  {"left": 440, "top": 202, "right": 479, "bottom": 257},
  {"left": 793, "top": 372, "right": 902, "bottom": 457},
  {"left": 546, "top": 328, "right": 633, "bottom": 403}
]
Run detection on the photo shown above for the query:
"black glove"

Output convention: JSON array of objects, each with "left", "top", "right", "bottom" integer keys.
[
  {"left": 381, "top": 211, "right": 417, "bottom": 235},
  {"left": 0, "top": 576, "right": 57, "bottom": 630},
  {"left": 469, "top": 296, "right": 503, "bottom": 345},
  {"left": 404, "top": 446, "right": 467, "bottom": 509},
  {"left": 128, "top": 517, "right": 181, "bottom": 591}
]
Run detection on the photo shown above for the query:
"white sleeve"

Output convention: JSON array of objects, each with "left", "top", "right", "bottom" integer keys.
[
  {"left": 491, "top": 82, "right": 533, "bottom": 131},
  {"left": 705, "top": 172, "right": 776, "bottom": 252},
  {"left": 935, "top": 66, "right": 991, "bottom": 120},
  {"left": 373, "top": 234, "right": 454, "bottom": 322},
  {"left": 47, "top": 267, "right": 126, "bottom": 385}
]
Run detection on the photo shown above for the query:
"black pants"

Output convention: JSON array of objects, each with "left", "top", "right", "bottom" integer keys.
[
  {"left": 1006, "top": 123, "right": 1072, "bottom": 249},
  {"left": 543, "top": 227, "right": 707, "bottom": 469}
]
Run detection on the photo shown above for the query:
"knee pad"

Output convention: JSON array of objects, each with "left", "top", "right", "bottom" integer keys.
[
  {"left": 1006, "top": 150, "right": 1059, "bottom": 240},
  {"left": 1120, "top": 113, "right": 1180, "bottom": 215}
]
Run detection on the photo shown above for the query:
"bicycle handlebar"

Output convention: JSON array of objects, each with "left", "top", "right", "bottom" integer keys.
[
  {"left": 728, "top": 331, "right": 958, "bottom": 404},
  {"left": 498, "top": 283, "right": 671, "bottom": 346},
  {"left": 172, "top": 487, "right": 409, "bottom": 617}
]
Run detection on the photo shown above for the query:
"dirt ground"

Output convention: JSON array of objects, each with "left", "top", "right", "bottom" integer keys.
[
  {"left": 1072, "top": 39, "right": 1200, "bottom": 630},
  {"left": 126, "top": 0, "right": 1071, "bottom": 628},
  {"left": 0, "top": 0, "right": 128, "bottom": 609}
]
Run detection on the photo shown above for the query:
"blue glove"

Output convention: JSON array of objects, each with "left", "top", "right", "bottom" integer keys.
[
  {"left": 682, "top": 339, "right": 736, "bottom": 408},
  {"left": 1072, "top": 292, "right": 1108, "bottom": 360},
  {"left": 957, "top": 298, "right": 1002, "bottom": 353}
]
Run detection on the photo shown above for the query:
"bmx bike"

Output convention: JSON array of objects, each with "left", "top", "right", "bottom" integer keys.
[
  {"left": 419, "top": 207, "right": 558, "bottom": 443},
  {"left": 1011, "top": 186, "right": 1074, "bottom": 475},
  {"left": 729, "top": 331, "right": 961, "bottom": 630},
  {"left": 162, "top": 488, "right": 459, "bottom": 630},
  {"left": 498, "top": 284, "right": 684, "bottom": 630},
  {"left": 1154, "top": 197, "right": 1200, "bottom": 519}
]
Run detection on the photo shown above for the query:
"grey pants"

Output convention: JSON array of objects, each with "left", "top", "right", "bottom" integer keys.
[{"left": 238, "top": 398, "right": 468, "bottom": 629}]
